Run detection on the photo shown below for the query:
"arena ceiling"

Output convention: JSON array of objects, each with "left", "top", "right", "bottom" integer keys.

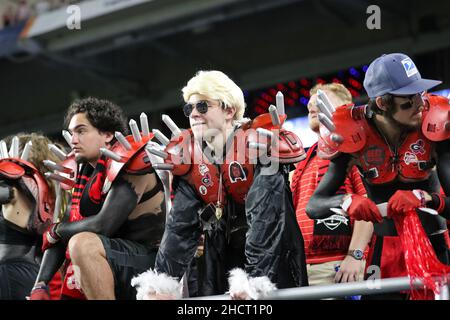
[{"left": 1, "top": 0, "right": 450, "bottom": 138}]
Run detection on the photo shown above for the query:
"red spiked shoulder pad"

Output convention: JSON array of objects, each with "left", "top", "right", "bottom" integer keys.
[
  {"left": 103, "top": 133, "right": 154, "bottom": 188},
  {"left": 0, "top": 138, "right": 36, "bottom": 179},
  {"left": 101, "top": 115, "right": 155, "bottom": 193},
  {"left": 44, "top": 113, "right": 155, "bottom": 194},
  {"left": 1, "top": 138, "right": 54, "bottom": 234},
  {"left": 146, "top": 128, "right": 193, "bottom": 177},
  {"left": 244, "top": 112, "right": 306, "bottom": 164},
  {"left": 314, "top": 89, "right": 367, "bottom": 159},
  {"left": 422, "top": 93, "right": 450, "bottom": 142},
  {"left": 44, "top": 147, "right": 77, "bottom": 191},
  {"left": 148, "top": 93, "right": 307, "bottom": 184},
  {"left": 0, "top": 160, "right": 26, "bottom": 179}
]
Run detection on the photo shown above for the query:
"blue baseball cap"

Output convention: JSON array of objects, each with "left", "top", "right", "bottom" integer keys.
[{"left": 363, "top": 53, "right": 442, "bottom": 98}]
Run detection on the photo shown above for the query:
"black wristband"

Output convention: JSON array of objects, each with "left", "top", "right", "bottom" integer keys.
[{"left": 428, "top": 193, "right": 442, "bottom": 210}]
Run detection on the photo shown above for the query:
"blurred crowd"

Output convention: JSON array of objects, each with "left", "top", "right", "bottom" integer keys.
[{"left": 1, "top": 0, "right": 82, "bottom": 30}]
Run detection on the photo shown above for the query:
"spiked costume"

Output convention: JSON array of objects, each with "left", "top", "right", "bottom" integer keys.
[
  {"left": 0, "top": 137, "right": 59, "bottom": 299},
  {"left": 308, "top": 90, "right": 450, "bottom": 299},
  {"left": 132, "top": 95, "right": 308, "bottom": 298},
  {"left": 35, "top": 114, "right": 168, "bottom": 300}
]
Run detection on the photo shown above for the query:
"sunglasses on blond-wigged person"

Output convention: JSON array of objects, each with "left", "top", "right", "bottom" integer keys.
[{"left": 183, "top": 100, "right": 224, "bottom": 117}]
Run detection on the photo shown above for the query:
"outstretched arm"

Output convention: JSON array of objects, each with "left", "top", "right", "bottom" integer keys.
[
  {"left": 335, "top": 221, "right": 373, "bottom": 283},
  {"left": 387, "top": 139, "right": 450, "bottom": 220},
  {"left": 55, "top": 174, "right": 147, "bottom": 241},
  {"left": 306, "top": 153, "right": 351, "bottom": 219},
  {"left": 336, "top": 166, "right": 373, "bottom": 282},
  {"left": 34, "top": 243, "right": 66, "bottom": 285}
]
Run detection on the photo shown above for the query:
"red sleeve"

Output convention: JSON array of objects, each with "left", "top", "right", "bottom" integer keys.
[
  {"left": 48, "top": 271, "right": 62, "bottom": 300},
  {"left": 343, "top": 166, "right": 367, "bottom": 227},
  {"left": 290, "top": 167, "right": 301, "bottom": 211}
]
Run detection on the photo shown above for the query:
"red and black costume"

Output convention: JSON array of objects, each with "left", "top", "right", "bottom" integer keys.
[
  {"left": 34, "top": 127, "right": 166, "bottom": 300},
  {"left": 308, "top": 94, "right": 450, "bottom": 297},
  {"left": 0, "top": 150, "right": 60, "bottom": 299},
  {"left": 153, "top": 113, "right": 309, "bottom": 296}
]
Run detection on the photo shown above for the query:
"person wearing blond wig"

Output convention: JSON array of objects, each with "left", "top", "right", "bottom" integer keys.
[{"left": 132, "top": 70, "right": 308, "bottom": 300}]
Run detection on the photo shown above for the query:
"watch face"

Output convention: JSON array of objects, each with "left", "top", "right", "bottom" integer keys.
[{"left": 353, "top": 250, "right": 363, "bottom": 260}]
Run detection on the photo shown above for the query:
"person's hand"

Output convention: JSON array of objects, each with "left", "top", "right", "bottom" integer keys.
[
  {"left": 230, "top": 291, "right": 251, "bottom": 300},
  {"left": 335, "top": 256, "right": 364, "bottom": 283},
  {"left": 227, "top": 269, "right": 276, "bottom": 300},
  {"left": 344, "top": 194, "right": 383, "bottom": 223},
  {"left": 144, "top": 292, "right": 177, "bottom": 300},
  {"left": 28, "top": 282, "right": 50, "bottom": 300},
  {"left": 131, "top": 269, "right": 182, "bottom": 300},
  {"left": 42, "top": 223, "right": 61, "bottom": 252},
  {"left": 387, "top": 190, "right": 427, "bottom": 218}
]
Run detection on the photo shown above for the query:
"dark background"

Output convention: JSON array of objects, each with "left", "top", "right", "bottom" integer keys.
[{"left": 1, "top": 0, "right": 449, "bottom": 141}]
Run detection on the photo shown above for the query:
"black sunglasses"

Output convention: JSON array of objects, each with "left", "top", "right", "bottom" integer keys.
[
  {"left": 183, "top": 100, "right": 223, "bottom": 117},
  {"left": 393, "top": 93, "right": 424, "bottom": 110}
]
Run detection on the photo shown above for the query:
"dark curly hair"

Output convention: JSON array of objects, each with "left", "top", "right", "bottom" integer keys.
[
  {"left": 64, "top": 97, "right": 129, "bottom": 135},
  {"left": 367, "top": 93, "right": 395, "bottom": 116}
]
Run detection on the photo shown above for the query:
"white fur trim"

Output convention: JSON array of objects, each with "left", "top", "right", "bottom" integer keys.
[
  {"left": 248, "top": 275, "right": 277, "bottom": 299},
  {"left": 131, "top": 269, "right": 182, "bottom": 300},
  {"left": 227, "top": 268, "right": 276, "bottom": 300},
  {"left": 228, "top": 268, "right": 253, "bottom": 299}
]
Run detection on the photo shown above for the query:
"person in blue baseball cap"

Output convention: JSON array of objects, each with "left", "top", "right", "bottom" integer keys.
[
  {"left": 364, "top": 53, "right": 442, "bottom": 98},
  {"left": 307, "top": 53, "right": 450, "bottom": 299},
  {"left": 364, "top": 53, "right": 442, "bottom": 130}
]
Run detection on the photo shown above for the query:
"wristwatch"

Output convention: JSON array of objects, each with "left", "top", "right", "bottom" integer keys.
[{"left": 347, "top": 249, "right": 364, "bottom": 260}]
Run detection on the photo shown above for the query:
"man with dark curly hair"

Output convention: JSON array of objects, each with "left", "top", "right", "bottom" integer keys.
[{"left": 30, "top": 97, "right": 168, "bottom": 300}]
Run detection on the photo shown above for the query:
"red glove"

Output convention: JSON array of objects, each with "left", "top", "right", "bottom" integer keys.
[
  {"left": 343, "top": 194, "right": 383, "bottom": 223},
  {"left": 42, "top": 223, "right": 61, "bottom": 252},
  {"left": 29, "top": 283, "right": 51, "bottom": 300},
  {"left": 387, "top": 190, "right": 426, "bottom": 218}
]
